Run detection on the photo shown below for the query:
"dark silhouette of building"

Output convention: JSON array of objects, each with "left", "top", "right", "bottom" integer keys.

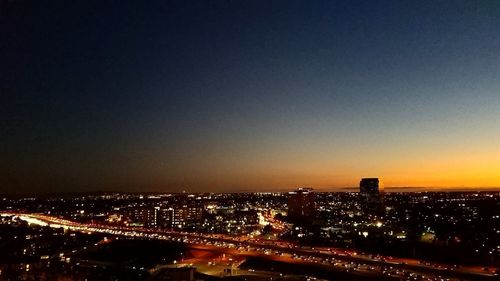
[
  {"left": 360, "top": 178, "right": 382, "bottom": 197},
  {"left": 359, "top": 178, "right": 384, "bottom": 216},
  {"left": 153, "top": 265, "right": 195, "bottom": 281},
  {"left": 287, "top": 187, "right": 315, "bottom": 222}
]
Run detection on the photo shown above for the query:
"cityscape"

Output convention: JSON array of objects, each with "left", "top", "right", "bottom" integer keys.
[
  {"left": 1, "top": 180, "right": 499, "bottom": 280},
  {"left": 2, "top": 0, "right": 500, "bottom": 280}
]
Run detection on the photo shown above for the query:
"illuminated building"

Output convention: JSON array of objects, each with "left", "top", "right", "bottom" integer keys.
[
  {"left": 157, "top": 208, "right": 174, "bottom": 228},
  {"left": 130, "top": 207, "right": 158, "bottom": 227},
  {"left": 172, "top": 205, "right": 204, "bottom": 229}
]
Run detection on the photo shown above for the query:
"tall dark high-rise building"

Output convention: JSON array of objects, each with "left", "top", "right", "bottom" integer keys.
[
  {"left": 360, "top": 178, "right": 382, "bottom": 197},
  {"left": 360, "top": 178, "right": 384, "bottom": 215},
  {"left": 287, "top": 187, "right": 315, "bottom": 222}
]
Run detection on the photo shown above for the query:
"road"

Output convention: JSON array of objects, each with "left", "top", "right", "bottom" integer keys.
[{"left": 2, "top": 212, "right": 498, "bottom": 281}]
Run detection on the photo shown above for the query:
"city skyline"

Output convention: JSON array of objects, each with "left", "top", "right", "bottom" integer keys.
[
  {"left": 2, "top": 0, "right": 500, "bottom": 193},
  {"left": 1, "top": 190, "right": 498, "bottom": 280}
]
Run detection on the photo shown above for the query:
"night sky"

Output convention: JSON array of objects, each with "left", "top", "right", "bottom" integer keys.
[{"left": 1, "top": 0, "right": 500, "bottom": 193}]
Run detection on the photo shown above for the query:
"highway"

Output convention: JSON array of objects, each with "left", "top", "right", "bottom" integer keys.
[{"left": 2, "top": 212, "right": 498, "bottom": 281}]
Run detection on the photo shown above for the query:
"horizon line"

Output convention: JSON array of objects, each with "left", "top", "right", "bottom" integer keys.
[{"left": 1, "top": 186, "right": 500, "bottom": 196}]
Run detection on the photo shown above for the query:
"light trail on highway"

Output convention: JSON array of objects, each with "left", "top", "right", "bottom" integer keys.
[{"left": 1, "top": 212, "right": 497, "bottom": 281}]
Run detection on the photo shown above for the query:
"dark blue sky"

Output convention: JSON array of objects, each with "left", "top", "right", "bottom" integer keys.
[{"left": 1, "top": 0, "right": 500, "bottom": 193}]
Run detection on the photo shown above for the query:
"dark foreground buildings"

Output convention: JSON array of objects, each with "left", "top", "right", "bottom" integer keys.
[{"left": 287, "top": 187, "right": 315, "bottom": 222}]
